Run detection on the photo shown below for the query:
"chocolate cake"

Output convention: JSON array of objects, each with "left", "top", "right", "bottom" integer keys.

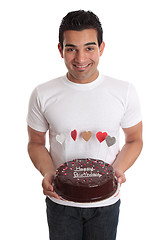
[{"left": 53, "top": 158, "right": 118, "bottom": 203}]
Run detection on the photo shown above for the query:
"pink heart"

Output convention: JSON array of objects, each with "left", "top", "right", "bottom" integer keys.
[
  {"left": 71, "top": 129, "right": 77, "bottom": 141},
  {"left": 96, "top": 131, "right": 108, "bottom": 143}
]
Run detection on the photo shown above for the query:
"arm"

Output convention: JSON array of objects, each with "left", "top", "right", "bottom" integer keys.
[
  {"left": 112, "top": 121, "right": 143, "bottom": 184},
  {"left": 27, "top": 126, "right": 60, "bottom": 199}
]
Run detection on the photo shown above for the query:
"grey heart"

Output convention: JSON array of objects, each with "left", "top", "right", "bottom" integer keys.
[{"left": 105, "top": 135, "right": 116, "bottom": 147}]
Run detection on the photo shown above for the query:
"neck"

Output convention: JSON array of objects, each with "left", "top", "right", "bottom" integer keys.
[{"left": 67, "top": 71, "right": 99, "bottom": 84}]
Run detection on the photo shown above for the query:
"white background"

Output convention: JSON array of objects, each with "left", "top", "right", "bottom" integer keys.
[{"left": 0, "top": 0, "right": 160, "bottom": 239}]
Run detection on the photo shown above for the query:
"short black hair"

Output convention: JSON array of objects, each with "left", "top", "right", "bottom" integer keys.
[{"left": 59, "top": 10, "right": 103, "bottom": 49}]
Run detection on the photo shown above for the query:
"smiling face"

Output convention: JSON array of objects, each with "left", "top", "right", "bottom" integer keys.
[{"left": 58, "top": 29, "right": 105, "bottom": 84}]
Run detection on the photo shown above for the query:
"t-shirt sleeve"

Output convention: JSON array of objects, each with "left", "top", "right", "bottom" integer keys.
[
  {"left": 120, "top": 83, "right": 142, "bottom": 128},
  {"left": 27, "top": 87, "right": 49, "bottom": 132}
]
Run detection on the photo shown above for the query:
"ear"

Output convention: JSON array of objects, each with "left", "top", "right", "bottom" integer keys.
[
  {"left": 58, "top": 43, "right": 64, "bottom": 58},
  {"left": 99, "top": 41, "right": 105, "bottom": 56}
]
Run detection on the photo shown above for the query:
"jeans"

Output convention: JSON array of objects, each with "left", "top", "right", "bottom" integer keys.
[{"left": 46, "top": 197, "right": 120, "bottom": 240}]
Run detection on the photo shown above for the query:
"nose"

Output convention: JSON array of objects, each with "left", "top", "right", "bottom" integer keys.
[{"left": 75, "top": 50, "right": 87, "bottom": 63}]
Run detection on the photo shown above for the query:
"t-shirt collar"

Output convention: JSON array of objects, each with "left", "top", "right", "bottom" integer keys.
[{"left": 63, "top": 73, "right": 103, "bottom": 90}]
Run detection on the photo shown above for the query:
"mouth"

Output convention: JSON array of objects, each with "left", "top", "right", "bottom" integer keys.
[{"left": 73, "top": 63, "right": 91, "bottom": 71}]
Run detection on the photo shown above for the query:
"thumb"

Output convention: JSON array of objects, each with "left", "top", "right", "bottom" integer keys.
[
  {"left": 42, "top": 175, "right": 54, "bottom": 192},
  {"left": 114, "top": 169, "right": 126, "bottom": 185},
  {"left": 48, "top": 184, "right": 54, "bottom": 192}
]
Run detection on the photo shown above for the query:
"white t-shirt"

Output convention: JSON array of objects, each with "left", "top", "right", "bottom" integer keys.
[{"left": 27, "top": 73, "right": 142, "bottom": 207}]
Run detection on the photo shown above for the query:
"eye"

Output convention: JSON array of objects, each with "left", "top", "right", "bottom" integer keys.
[
  {"left": 66, "top": 48, "right": 76, "bottom": 52},
  {"left": 86, "top": 47, "right": 94, "bottom": 51}
]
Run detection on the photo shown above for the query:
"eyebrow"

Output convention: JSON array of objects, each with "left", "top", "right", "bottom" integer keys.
[
  {"left": 65, "top": 42, "right": 97, "bottom": 48},
  {"left": 85, "top": 42, "right": 97, "bottom": 46}
]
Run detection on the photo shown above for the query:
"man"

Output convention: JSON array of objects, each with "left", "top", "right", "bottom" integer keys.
[{"left": 27, "top": 10, "right": 143, "bottom": 240}]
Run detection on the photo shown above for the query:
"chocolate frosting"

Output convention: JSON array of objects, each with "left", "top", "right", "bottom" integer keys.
[{"left": 54, "top": 158, "right": 117, "bottom": 202}]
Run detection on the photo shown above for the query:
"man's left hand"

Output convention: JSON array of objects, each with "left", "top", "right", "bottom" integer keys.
[{"left": 114, "top": 169, "right": 126, "bottom": 185}]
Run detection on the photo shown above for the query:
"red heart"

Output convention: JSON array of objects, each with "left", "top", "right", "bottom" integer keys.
[
  {"left": 96, "top": 131, "right": 108, "bottom": 143},
  {"left": 71, "top": 129, "right": 77, "bottom": 141}
]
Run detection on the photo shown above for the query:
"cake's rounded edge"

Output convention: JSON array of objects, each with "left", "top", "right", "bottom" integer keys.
[{"left": 53, "top": 158, "right": 117, "bottom": 203}]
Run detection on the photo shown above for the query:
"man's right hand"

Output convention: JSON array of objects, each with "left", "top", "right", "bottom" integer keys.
[{"left": 42, "top": 172, "right": 61, "bottom": 199}]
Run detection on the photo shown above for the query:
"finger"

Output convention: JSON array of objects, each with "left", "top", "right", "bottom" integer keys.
[
  {"left": 52, "top": 191, "right": 62, "bottom": 200},
  {"left": 117, "top": 177, "right": 123, "bottom": 185},
  {"left": 117, "top": 175, "right": 126, "bottom": 185},
  {"left": 43, "top": 188, "right": 61, "bottom": 199},
  {"left": 42, "top": 178, "right": 54, "bottom": 192}
]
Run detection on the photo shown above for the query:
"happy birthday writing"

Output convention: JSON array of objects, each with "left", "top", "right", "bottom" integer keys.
[
  {"left": 74, "top": 166, "right": 95, "bottom": 172},
  {"left": 73, "top": 172, "right": 102, "bottom": 178},
  {"left": 73, "top": 166, "right": 102, "bottom": 178}
]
